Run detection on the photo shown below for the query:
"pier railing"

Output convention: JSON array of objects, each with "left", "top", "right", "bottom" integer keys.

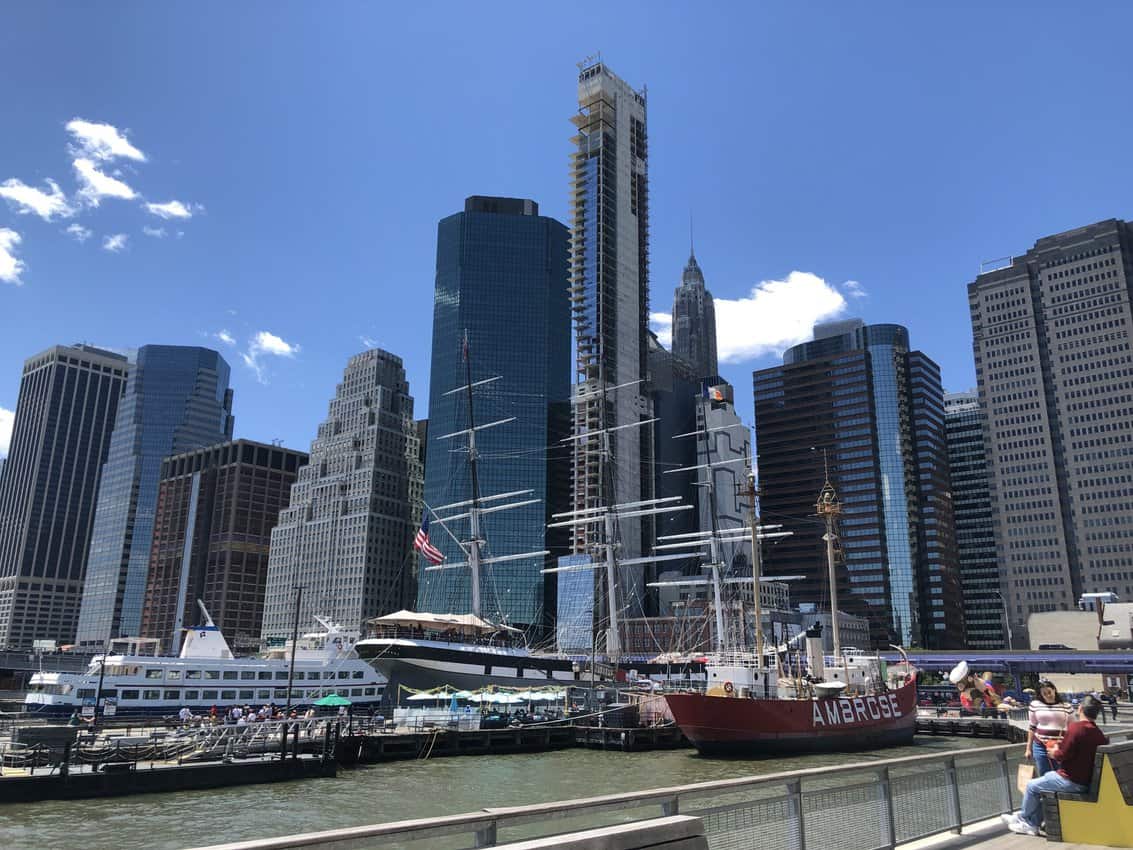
[{"left": 191, "top": 733, "right": 1130, "bottom": 850}]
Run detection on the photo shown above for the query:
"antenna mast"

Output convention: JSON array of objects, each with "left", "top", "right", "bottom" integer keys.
[{"left": 815, "top": 450, "right": 842, "bottom": 657}]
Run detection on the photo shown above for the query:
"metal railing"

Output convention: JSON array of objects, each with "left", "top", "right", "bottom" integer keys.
[{"left": 192, "top": 736, "right": 1133, "bottom": 850}]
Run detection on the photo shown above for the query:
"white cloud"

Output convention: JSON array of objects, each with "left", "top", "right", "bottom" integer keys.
[
  {"left": 66, "top": 223, "right": 93, "bottom": 243},
  {"left": 648, "top": 312, "right": 672, "bottom": 348},
  {"left": 214, "top": 329, "right": 236, "bottom": 346},
  {"left": 102, "top": 233, "right": 128, "bottom": 253},
  {"left": 0, "top": 406, "right": 13, "bottom": 457},
  {"left": 144, "top": 199, "right": 196, "bottom": 219},
  {"left": 142, "top": 226, "right": 167, "bottom": 239},
  {"left": 0, "top": 229, "right": 26, "bottom": 285},
  {"left": 74, "top": 158, "right": 137, "bottom": 205},
  {"left": 843, "top": 280, "right": 868, "bottom": 299},
  {"left": 650, "top": 271, "right": 851, "bottom": 364},
  {"left": 359, "top": 335, "right": 381, "bottom": 349},
  {"left": 66, "top": 118, "right": 146, "bottom": 162},
  {"left": 241, "top": 331, "right": 300, "bottom": 383},
  {"left": 0, "top": 178, "right": 74, "bottom": 220}
]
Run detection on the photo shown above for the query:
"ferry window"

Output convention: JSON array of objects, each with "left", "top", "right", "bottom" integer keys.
[
  {"left": 143, "top": 690, "right": 160, "bottom": 700},
  {"left": 185, "top": 670, "right": 201, "bottom": 680},
  {"left": 121, "top": 690, "right": 140, "bottom": 700},
  {"left": 163, "top": 691, "right": 179, "bottom": 700},
  {"left": 351, "top": 688, "right": 363, "bottom": 696},
  {"left": 145, "top": 669, "right": 163, "bottom": 679},
  {"left": 273, "top": 689, "right": 287, "bottom": 699},
  {"left": 257, "top": 690, "right": 271, "bottom": 699},
  {"left": 204, "top": 671, "right": 220, "bottom": 680},
  {"left": 258, "top": 672, "right": 272, "bottom": 680},
  {"left": 202, "top": 690, "right": 218, "bottom": 700},
  {"left": 337, "top": 671, "right": 349, "bottom": 679},
  {"left": 221, "top": 690, "right": 236, "bottom": 700},
  {"left": 364, "top": 688, "right": 375, "bottom": 696},
  {"left": 352, "top": 671, "right": 364, "bottom": 679},
  {"left": 240, "top": 671, "right": 256, "bottom": 680},
  {"left": 275, "top": 671, "right": 289, "bottom": 680},
  {"left": 323, "top": 672, "right": 334, "bottom": 679},
  {"left": 239, "top": 690, "right": 254, "bottom": 700},
  {"left": 294, "top": 671, "right": 305, "bottom": 680},
  {"left": 184, "top": 690, "right": 199, "bottom": 700},
  {"left": 77, "top": 689, "right": 95, "bottom": 699},
  {"left": 222, "top": 671, "right": 238, "bottom": 681},
  {"left": 167, "top": 670, "right": 181, "bottom": 680}
]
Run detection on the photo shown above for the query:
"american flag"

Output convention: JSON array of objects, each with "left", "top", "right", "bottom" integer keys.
[{"left": 414, "top": 516, "right": 445, "bottom": 565}]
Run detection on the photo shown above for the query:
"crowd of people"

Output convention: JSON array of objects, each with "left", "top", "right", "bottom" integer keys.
[{"left": 175, "top": 703, "right": 345, "bottom": 726}]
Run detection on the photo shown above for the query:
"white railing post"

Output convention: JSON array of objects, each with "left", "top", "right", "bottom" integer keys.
[
  {"left": 945, "top": 757, "right": 962, "bottom": 834},
  {"left": 787, "top": 779, "right": 806, "bottom": 850},
  {"left": 997, "top": 750, "right": 1013, "bottom": 813},
  {"left": 877, "top": 767, "right": 896, "bottom": 850},
  {"left": 474, "top": 820, "right": 498, "bottom": 848},
  {"left": 661, "top": 795, "right": 679, "bottom": 816}
]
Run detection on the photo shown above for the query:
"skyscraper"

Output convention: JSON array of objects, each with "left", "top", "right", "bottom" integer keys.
[
  {"left": 944, "top": 391, "right": 1004, "bottom": 648},
  {"left": 570, "top": 58, "right": 653, "bottom": 613},
  {"left": 969, "top": 218, "right": 1133, "bottom": 644},
  {"left": 0, "top": 344, "right": 127, "bottom": 648},
  {"left": 671, "top": 252, "right": 718, "bottom": 380},
  {"left": 141, "top": 439, "right": 307, "bottom": 654},
  {"left": 415, "top": 196, "right": 571, "bottom": 633},
  {"left": 76, "top": 346, "right": 234, "bottom": 647},
  {"left": 753, "top": 320, "right": 964, "bottom": 648},
  {"left": 261, "top": 348, "right": 421, "bottom": 641}
]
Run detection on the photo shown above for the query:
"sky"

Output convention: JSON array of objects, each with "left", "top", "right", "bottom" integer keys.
[{"left": 2, "top": 1, "right": 1132, "bottom": 458}]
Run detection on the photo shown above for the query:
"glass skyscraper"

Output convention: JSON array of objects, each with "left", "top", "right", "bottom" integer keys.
[
  {"left": 0, "top": 344, "right": 128, "bottom": 648},
  {"left": 76, "top": 346, "right": 234, "bottom": 647},
  {"left": 416, "top": 196, "right": 571, "bottom": 634},
  {"left": 753, "top": 320, "right": 964, "bottom": 648}
]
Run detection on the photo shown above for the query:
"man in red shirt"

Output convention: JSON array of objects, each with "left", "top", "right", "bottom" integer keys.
[{"left": 1004, "top": 695, "right": 1108, "bottom": 835}]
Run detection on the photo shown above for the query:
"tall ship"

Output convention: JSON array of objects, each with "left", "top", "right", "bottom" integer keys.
[
  {"left": 25, "top": 604, "right": 385, "bottom": 718},
  {"left": 664, "top": 476, "right": 918, "bottom": 755},
  {"left": 356, "top": 340, "right": 706, "bottom": 699}
]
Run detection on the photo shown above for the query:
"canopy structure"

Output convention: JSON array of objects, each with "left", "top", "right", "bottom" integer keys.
[
  {"left": 367, "top": 610, "right": 522, "bottom": 634},
  {"left": 314, "top": 693, "right": 351, "bottom": 707}
]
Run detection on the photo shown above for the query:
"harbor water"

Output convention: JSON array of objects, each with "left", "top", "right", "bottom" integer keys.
[{"left": 0, "top": 736, "right": 1004, "bottom": 849}]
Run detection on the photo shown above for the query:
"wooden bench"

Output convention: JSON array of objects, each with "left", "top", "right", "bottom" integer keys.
[
  {"left": 1042, "top": 739, "right": 1133, "bottom": 844},
  {"left": 493, "top": 816, "right": 707, "bottom": 850}
]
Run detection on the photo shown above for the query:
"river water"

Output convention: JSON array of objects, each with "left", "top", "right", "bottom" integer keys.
[{"left": 0, "top": 736, "right": 1002, "bottom": 850}]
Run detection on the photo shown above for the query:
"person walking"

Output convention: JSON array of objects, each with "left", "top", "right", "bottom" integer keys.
[
  {"left": 1004, "top": 696, "right": 1108, "bottom": 836},
  {"left": 1025, "top": 680, "right": 1072, "bottom": 777}
]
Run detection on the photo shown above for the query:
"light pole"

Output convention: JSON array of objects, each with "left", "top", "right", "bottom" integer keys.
[
  {"left": 285, "top": 585, "right": 304, "bottom": 716},
  {"left": 993, "top": 591, "right": 1013, "bottom": 649}
]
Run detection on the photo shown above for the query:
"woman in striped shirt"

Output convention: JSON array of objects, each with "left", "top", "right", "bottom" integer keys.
[{"left": 1026, "top": 680, "right": 1072, "bottom": 775}]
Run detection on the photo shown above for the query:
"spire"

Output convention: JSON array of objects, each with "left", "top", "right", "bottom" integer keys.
[{"left": 682, "top": 252, "right": 704, "bottom": 288}]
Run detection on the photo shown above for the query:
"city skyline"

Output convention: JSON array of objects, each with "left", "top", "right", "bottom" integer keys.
[{"left": 3, "top": 4, "right": 1132, "bottom": 461}]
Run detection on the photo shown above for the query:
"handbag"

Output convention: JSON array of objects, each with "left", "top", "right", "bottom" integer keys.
[{"left": 1017, "top": 762, "right": 1035, "bottom": 793}]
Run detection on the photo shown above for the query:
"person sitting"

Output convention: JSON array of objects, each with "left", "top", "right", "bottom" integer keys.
[{"left": 1004, "top": 695, "right": 1108, "bottom": 836}]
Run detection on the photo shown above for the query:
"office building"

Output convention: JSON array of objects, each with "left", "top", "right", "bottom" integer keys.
[
  {"left": 671, "top": 251, "right": 718, "bottom": 380},
  {"left": 76, "top": 346, "right": 234, "bottom": 647},
  {"left": 570, "top": 59, "right": 654, "bottom": 617},
  {"left": 753, "top": 320, "right": 964, "bottom": 648},
  {"left": 141, "top": 439, "right": 307, "bottom": 654},
  {"left": 415, "top": 196, "right": 571, "bottom": 633},
  {"left": 0, "top": 344, "right": 127, "bottom": 647},
  {"left": 261, "top": 348, "right": 421, "bottom": 641},
  {"left": 944, "top": 392, "right": 1004, "bottom": 648},
  {"left": 969, "top": 218, "right": 1133, "bottom": 644}
]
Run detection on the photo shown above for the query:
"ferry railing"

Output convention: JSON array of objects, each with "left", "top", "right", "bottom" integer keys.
[{"left": 189, "top": 733, "right": 1133, "bottom": 850}]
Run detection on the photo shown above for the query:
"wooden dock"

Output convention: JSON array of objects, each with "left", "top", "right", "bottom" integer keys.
[
  {"left": 573, "top": 724, "right": 687, "bottom": 751},
  {"left": 915, "top": 716, "right": 1023, "bottom": 740},
  {"left": 336, "top": 724, "right": 577, "bottom": 764}
]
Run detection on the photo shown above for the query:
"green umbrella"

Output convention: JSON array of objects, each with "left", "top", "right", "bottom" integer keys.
[{"left": 314, "top": 693, "right": 352, "bottom": 707}]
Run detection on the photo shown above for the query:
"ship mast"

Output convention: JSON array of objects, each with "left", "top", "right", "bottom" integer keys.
[
  {"left": 815, "top": 452, "right": 842, "bottom": 657},
  {"left": 463, "top": 330, "right": 484, "bottom": 617},
  {"left": 742, "top": 467, "right": 764, "bottom": 663}
]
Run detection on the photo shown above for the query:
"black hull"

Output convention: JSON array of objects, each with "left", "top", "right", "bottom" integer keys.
[{"left": 691, "top": 725, "right": 916, "bottom": 757}]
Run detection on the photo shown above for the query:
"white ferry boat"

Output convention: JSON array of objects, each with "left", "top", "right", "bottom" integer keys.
[{"left": 24, "top": 605, "right": 385, "bottom": 718}]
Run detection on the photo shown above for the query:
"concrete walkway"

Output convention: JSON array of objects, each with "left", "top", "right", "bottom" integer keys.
[{"left": 902, "top": 816, "right": 1112, "bottom": 850}]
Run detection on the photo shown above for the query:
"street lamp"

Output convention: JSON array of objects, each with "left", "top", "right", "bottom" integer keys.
[
  {"left": 284, "top": 585, "right": 304, "bottom": 717},
  {"left": 993, "top": 591, "right": 1013, "bottom": 649}
]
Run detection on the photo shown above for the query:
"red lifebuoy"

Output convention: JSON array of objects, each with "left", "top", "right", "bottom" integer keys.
[{"left": 723, "top": 681, "right": 735, "bottom": 694}]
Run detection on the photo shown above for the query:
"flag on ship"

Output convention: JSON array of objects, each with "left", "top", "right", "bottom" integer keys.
[{"left": 414, "top": 516, "right": 445, "bottom": 565}]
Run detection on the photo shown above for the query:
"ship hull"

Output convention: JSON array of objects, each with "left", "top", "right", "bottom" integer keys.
[{"left": 666, "top": 681, "right": 918, "bottom": 756}]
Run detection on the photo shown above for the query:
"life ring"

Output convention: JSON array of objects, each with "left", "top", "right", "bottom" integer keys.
[{"left": 723, "top": 681, "right": 735, "bottom": 695}]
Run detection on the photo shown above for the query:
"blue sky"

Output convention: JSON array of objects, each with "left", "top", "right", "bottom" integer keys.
[{"left": 2, "top": 1, "right": 1132, "bottom": 457}]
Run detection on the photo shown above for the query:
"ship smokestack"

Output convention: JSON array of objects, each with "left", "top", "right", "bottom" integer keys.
[{"left": 805, "top": 622, "right": 825, "bottom": 680}]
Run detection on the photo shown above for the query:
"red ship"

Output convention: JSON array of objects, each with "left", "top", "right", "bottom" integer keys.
[{"left": 666, "top": 676, "right": 918, "bottom": 756}]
